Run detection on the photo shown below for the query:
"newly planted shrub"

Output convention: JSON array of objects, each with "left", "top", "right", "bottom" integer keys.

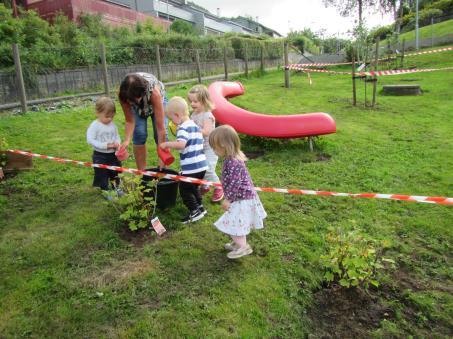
[
  {"left": 108, "top": 173, "right": 157, "bottom": 231},
  {"left": 321, "top": 226, "right": 395, "bottom": 289},
  {"left": 0, "top": 136, "right": 8, "bottom": 168}
]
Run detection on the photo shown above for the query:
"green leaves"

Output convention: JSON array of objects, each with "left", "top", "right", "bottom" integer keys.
[
  {"left": 109, "top": 173, "right": 157, "bottom": 232},
  {"left": 320, "top": 226, "right": 396, "bottom": 290}
]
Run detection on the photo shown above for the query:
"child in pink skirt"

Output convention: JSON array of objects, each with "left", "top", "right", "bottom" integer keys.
[{"left": 208, "top": 125, "right": 267, "bottom": 259}]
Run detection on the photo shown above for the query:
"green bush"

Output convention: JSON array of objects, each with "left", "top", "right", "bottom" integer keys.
[
  {"left": 108, "top": 173, "right": 156, "bottom": 232},
  {"left": 0, "top": 137, "right": 8, "bottom": 168},
  {"left": 425, "top": 0, "right": 453, "bottom": 14},
  {"left": 369, "top": 24, "right": 394, "bottom": 41},
  {"left": 402, "top": 8, "right": 444, "bottom": 32},
  {"left": 169, "top": 19, "right": 197, "bottom": 35},
  {"left": 320, "top": 226, "right": 396, "bottom": 289}
]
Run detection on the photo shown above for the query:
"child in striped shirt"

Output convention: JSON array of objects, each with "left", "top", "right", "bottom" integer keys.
[{"left": 160, "top": 96, "right": 208, "bottom": 224}]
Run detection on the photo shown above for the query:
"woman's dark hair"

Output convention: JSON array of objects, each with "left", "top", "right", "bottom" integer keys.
[{"left": 118, "top": 73, "right": 147, "bottom": 103}]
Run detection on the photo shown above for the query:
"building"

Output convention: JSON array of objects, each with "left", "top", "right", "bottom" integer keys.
[
  {"left": 23, "top": 0, "right": 281, "bottom": 37},
  {"left": 23, "top": 0, "right": 171, "bottom": 30},
  {"left": 121, "top": 0, "right": 282, "bottom": 37}
]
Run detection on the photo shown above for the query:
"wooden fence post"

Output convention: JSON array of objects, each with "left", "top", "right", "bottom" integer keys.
[
  {"left": 284, "top": 41, "right": 290, "bottom": 88},
  {"left": 156, "top": 45, "right": 162, "bottom": 81},
  {"left": 244, "top": 44, "right": 249, "bottom": 77},
  {"left": 195, "top": 49, "right": 202, "bottom": 84},
  {"left": 372, "top": 38, "right": 380, "bottom": 108},
  {"left": 401, "top": 39, "right": 405, "bottom": 69},
  {"left": 223, "top": 46, "right": 228, "bottom": 80},
  {"left": 100, "top": 43, "right": 110, "bottom": 95},
  {"left": 352, "top": 48, "right": 356, "bottom": 106},
  {"left": 260, "top": 45, "right": 265, "bottom": 72},
  {"left": 12, "top": 43, "right": 27, "bottom": 113}
]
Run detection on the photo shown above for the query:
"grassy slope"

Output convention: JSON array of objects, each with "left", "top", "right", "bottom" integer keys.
[
  {"left": 0, "top": 48, "right": 452, "bottom": 337},
  {"left": 381, "top": 19, "right": 453, "bottom": 46}
]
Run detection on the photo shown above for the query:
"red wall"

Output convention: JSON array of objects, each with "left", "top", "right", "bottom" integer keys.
[{"left": 25, "top": 0, "right": 171, "bottom": 30}]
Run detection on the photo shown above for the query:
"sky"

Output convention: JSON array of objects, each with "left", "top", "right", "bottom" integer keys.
[{"left": 193, "top": 0, "right": 394, "bottom": 38}]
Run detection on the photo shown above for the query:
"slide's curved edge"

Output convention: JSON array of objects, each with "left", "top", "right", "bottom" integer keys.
[{"left": 208, "top": 81, "right": 337, "bottom": 138}]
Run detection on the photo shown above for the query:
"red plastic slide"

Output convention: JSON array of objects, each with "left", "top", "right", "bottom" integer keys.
[{"left": 208, "top": 81, "right": 336, "bottom": 138}]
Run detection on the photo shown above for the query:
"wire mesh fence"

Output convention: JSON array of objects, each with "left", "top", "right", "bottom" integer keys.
[{"left": 0, "top": 43, "right": 284, "bottom": 108}]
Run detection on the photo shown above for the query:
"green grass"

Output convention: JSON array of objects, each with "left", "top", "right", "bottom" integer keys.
[{"left": 1, "top": 47, "right": 452, "bottom": 337}]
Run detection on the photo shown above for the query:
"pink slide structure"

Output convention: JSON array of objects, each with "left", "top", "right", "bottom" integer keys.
[{"left": 208, "top": 81, "right": 336, "bottom": 138}]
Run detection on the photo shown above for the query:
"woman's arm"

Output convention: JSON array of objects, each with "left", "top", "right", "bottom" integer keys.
[
  {"left": 120, "top": 99, "right": 135, "bottom": 147},
  {"left": 151, "top": 89, "right": 166, "bottom": 145}
]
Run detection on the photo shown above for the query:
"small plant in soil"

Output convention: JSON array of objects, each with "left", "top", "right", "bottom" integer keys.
[
  {"left": 0, "top": 136, "right": 8, "bottom": 168},
  {"left": 107, "top": 173, "right": 157, "bottom": 231},
  {"left": 321, "top": 226, "right": 396, "bottom": 289}
]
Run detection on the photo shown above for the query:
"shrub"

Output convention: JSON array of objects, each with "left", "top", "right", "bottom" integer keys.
[
  {"left": 108, "top": 174, "right": 156, "bottom": 231},
  {"left": 369, "top": 24, "right": 394, "bottom": 41},
  {"left": 320, "top": 226, "right": 396, "bottom": 289},
  {"left": 169, "top": 19, "right": 197, "bottom": 35},
  {"left": 0, "top": 137, "right": 8, "bottom": 168}
]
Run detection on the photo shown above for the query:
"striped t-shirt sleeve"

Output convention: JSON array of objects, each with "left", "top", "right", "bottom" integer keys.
[{"left": 177, "top": 120, "right": 208, "bottom": 174}]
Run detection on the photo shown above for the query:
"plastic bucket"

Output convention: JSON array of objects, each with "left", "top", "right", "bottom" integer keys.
[{"left": 142, "top": 167, "right": 179, "bottom": 209}]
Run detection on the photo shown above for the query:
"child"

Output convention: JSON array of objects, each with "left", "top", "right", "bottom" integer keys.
[
  {"left": 188, "top": 85, "right": 224, "bottom": 202},
  {"left": 86, "top": 96, "right": 122, "bottom": 198},
  {"left": 208, "top": 125, "right": 267, "bottom": 259},
  {"left": 160, "top": 96, "right": 208, "bottom": 224}
]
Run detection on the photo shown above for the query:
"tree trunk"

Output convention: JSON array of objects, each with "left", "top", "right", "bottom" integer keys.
[{"left": 358, "top": 0, "right": 363, "bottom": 26}]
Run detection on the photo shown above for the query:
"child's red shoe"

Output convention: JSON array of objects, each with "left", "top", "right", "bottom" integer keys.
[{"left": 211, "top": 188, "right": 224, "bottom": 202}]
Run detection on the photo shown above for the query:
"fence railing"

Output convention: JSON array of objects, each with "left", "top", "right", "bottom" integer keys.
[{"left": 1, "top": 43, "right": 284, "bottom": 111}]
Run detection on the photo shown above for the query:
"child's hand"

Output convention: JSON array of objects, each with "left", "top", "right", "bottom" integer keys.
[
  {"left": 221, "top": 199, "right": 230, "bottom": 211},
  {"left": 107, "top": 143, "right": 119, "bottom": 149},
  {"left": 159, "top": 142, "right": 168, "bottom": 150}
]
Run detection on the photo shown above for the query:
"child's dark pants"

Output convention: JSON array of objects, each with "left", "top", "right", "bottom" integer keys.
[
  {"left": 92, "top": 151, "right": 121, "bottom": 191},
  {"left": 179, "top": 170, "right": 206, "bottom": 211}
]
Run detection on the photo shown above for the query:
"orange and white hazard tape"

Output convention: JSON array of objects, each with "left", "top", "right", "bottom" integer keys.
[
  {"left": 405, "top": 46, "right": 453, "bottom": 57},
  {"left": 7, "top": 150, "right": 453, "bottom": 206},
  {"left": 290, "top": 46, "right": 453, "bottom": 68},
  {"left": 286, "top": 65, "right": 453, "bottom": 77}
]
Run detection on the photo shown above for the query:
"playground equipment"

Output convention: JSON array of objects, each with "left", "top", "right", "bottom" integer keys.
[{"left": 208, "top": 81, "right": 336, "bottom": 140}]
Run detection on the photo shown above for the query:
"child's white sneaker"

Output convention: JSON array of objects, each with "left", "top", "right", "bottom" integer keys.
[
  {"left": 227, "top": 244, "right": 253, "bottom": 259},
  {"left": 224, "top": 242, "right": 239, "bottom": 251}
]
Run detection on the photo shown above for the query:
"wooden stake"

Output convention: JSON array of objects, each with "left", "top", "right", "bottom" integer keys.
[
  {"left": 284, "top": 41, "right": 290, "bottom": 88},
  {"left": 195, "top": 49, "right": 202, "bottom": 84},
  {"left": 12, "top": 43, "right": 27, "bottom": 113},
  {"left": 156, "top": 45, "right": 162, "bottom": 81},
  {"left": 352, "top": 48, "right": 356, "bottom": 106},
  {"left": 100, "top": 43, "right": 110, "bottom": 95},
  {"left": 244, "top": 44, "right": 249, "bottom": 77},
  {"left": 223, "top": 46, "right": 228, "bottom": 80},
  {"left": 372, "top": 38, "right": 379, "bottom": 108}
]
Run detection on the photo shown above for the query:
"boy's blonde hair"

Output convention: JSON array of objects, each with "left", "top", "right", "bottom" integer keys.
[
  {"left": 166, "top": 96, "right": 189, "bottom": 117},
  {"left": 188, "top": 85, "right": 214, "bottom": 111},
  {"left": 209, "top": 125, "right": 246, "bottom": 161},
  {"left": 96, "top": 96, "right": 115, "bottom": 117}
]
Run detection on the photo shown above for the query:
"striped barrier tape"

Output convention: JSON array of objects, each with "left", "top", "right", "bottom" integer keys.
[
  {"left": 405, "top": 46, "right": 453, "bottom": 57},
  {"left": 286, "top": 65, "right": 453, "bottom": 77},
  {"left": 6, "top": 149, "right": 453, "bottom": 206},
  {"left": 290, "top": 46, "right": 453, "bottom": 68}
]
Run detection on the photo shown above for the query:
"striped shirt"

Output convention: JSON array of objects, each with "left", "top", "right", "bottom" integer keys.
[{"left": 177, "top": 120, "right": 208, "bottom": 174}]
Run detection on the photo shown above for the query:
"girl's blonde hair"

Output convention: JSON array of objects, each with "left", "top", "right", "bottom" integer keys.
[
  {"left": 188, "top": 85, "right": 214, "bottom": 111},
  {"left": 209, "top": 125, "right": 247, "bottom": 161},
  {"left": 96, "top": 96, "right": 116, "bottom": 117}
]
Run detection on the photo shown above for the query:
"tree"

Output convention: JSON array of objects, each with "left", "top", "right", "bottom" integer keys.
[{"left": 323, "top": 0, "right": 377, "bottom": 25}]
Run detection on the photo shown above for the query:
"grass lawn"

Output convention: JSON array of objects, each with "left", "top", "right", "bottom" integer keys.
[
  {"left": 0, "top": 48, "right": 452, "bottom": 337},
  {"left": 381, "top": 18, "right": 453, "bottom": 47}
]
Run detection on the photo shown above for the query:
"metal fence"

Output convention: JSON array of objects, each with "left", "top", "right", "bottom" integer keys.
[{"left": 0, "top": 43, "right": 284, "bottom": 110}]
